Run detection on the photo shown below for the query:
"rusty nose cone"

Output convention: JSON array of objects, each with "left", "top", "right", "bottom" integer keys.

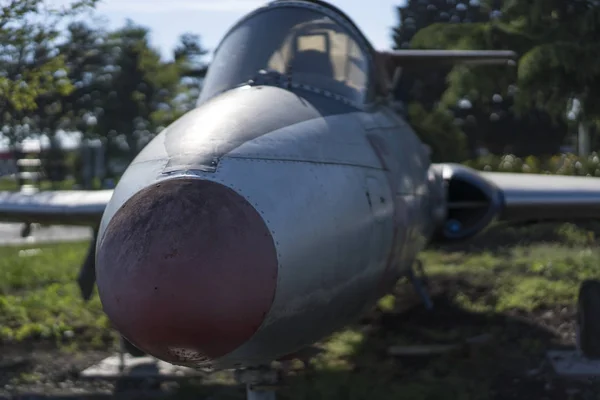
[{"left": 96, "top": 178, "right": 278, "bottom": 365}]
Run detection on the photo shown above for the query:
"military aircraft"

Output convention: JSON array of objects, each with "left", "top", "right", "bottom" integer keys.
[{"left": 2, "top": 0, "right": 600, "bottom": 397}]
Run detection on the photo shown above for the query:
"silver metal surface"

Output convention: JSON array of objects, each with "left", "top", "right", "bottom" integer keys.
[
  {"left": 0, "top": 189, "right": 113, "bottom": 226},
  {"left": 211, "top": 157, "right": 394, "bottom": 367},
  {"left": 481, "top": 171, "right": 600, "bottom": 222}
]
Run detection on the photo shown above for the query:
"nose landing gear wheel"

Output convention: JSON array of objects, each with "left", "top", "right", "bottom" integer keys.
[{"left": 577, "top": 280, "right": 600, "bottom": 359}]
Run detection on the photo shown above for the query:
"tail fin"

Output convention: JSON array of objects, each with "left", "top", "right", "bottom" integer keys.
[
  {"left": 377, "top": 49, "right": 517, "bottom": 94},
  {"left": 378, "top": 49, "right": 517, "bottom": 68}
]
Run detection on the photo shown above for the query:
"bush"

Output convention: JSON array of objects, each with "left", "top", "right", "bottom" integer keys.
[
  {"left": 408, "top": 102, "right": 469, "bottom": 163},
  {"left": 463, "top": 152, "right": 600, "bottom": 176}
]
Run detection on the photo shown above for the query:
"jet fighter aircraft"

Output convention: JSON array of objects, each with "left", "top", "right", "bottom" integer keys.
[{"left": 2, "top": 0, "right": 600, "bottom": 381}]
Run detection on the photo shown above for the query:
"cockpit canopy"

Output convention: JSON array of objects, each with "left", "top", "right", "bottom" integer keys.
[{"left": 197, "top": 2, "right": 373, "bottom": 107}]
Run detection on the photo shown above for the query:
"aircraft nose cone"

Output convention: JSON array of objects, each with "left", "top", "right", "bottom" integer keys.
[{"left": 96, "top": 178, "right": 278, "bottom": 365}]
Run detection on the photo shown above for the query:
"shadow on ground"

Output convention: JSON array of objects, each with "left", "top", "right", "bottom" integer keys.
[{"left": 275, "top": 276, "right": 596, "bottom": 400}]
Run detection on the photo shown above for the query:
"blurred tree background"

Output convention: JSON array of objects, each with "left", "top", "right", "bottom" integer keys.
[
  {"left": 392, "top": 0, "right": 594, "bottom": 162},
  {"left": 1, "top": 0, "right": 600, "bottom": 186},
  {"left": 0, "top": 0, "right": 208, "bottom": 186}
]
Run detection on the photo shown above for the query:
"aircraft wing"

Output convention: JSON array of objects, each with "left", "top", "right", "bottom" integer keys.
[
  {"left": 480, "top": 171, "right": 600, "bottom": 223},
  {"left": 0, "top": 189, "right": 113, "bottom": 227}
]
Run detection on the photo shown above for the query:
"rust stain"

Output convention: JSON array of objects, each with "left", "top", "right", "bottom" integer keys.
[{"left": 96, "top": 178, "right": 278, "bottom": 363}]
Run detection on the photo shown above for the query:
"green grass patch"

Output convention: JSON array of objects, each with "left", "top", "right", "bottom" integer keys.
[
  {"left": 421, "top": 242, "right": 600, "bottom": 313},
  {"left": 0, "top": 178, "right": 80, "bottom": 191},
  {"left": 0, "top": 241, "right": 112, "bottom": 346}
]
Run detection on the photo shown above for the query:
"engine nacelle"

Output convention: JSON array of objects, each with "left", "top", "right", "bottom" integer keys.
[{"left": 429, "top": 163, "right": 504, "bottom": 243}]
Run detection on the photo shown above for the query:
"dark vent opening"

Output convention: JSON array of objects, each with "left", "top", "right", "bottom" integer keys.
[
  {"left": 447, "top": 178, "right": 487, "bottom": 203},
  {"left": 445, "top": 178, "right": 491, "bottom": 233}
]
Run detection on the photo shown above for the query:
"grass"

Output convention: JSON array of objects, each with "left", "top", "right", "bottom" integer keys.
[
  {"left": 0, "top": 178, "right": 78, "bottom": 191},
  {"left": 0, "top": 177, "right": 110, "bottom": 191},
  {"left": 0, "top": 241, "right": 113, "bottom": 347},
  {"left": 2, "top": 221, "right": 600, "bottom": 398}
]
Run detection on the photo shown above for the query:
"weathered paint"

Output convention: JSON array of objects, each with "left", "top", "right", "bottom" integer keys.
[
  {"left": 96, "top": 178, "right": 278, "bottom": 365},
  {"left": 207, "top": 157, "right": 393, "bottom": 367}
]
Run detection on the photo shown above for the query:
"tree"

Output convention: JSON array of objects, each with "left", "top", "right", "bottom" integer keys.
[
  {"left": 408, "top": 102, "right": 468, "bottom": 162},
  {"left": 171, "top": 33, "right": 209, "bottom": 117},
  {"left": 391, "top": 0, "right": 489, "bottom": 161},
  {"left": 410, "top": 0, "right": 600, "bottom": 152},
  {"left": 394, "top": 0, "right": 570, "bottom": 158},
  {"left": 0, "top": 0, "right": 99, "bottom": 145},
  {"left": 92, "top": 21, "right": 209, "bottom": 166},
  {"left": 57, "top": 20, "right": 111, "bottom": 139}
]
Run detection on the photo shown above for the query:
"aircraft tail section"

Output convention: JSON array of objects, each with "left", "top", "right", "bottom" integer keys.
[
  {"left": 378, "top": 50, "right": 517, "bottom": 70},
  {"left": 378, "top": 49, "right": 517, "bottom": 93}
]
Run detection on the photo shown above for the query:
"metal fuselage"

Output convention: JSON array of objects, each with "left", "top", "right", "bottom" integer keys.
[{"left": 94, "top": 84, "right": 441, "bottom": 370}]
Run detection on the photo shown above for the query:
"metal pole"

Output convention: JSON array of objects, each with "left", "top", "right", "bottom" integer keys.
[
  {"left": 235, "top": 366, "right": 280, "bottom": 400},
  {"left": 578, "top": 120, "right": 590, "bottom": 157},
  {"left": 246, "top": 384, "right": 276, "bottom": 400}
]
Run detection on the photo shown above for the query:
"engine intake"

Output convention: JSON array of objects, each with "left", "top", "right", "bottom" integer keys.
[{"left": 431, "top": 164, "right": 504, "bottom": 242}]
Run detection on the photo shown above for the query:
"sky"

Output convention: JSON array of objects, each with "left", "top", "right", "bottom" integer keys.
[
  {"left": 1, "top": 0, "right": 404, "bottom": 151},
  {"left": 91, "top": 0, "right": 404, "bottom": 59}
]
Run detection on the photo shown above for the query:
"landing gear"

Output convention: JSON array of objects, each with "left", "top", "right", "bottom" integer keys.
[
  {"left": 116, "top": 336, "right": 147, "bottom": 375},
  {"left": 577, "top": 279, "right": 600, "bottom": 359},
  {"left": 408, "top": 259, "right": 433, "bottom": 310},
  {"left": 20, "top": 223, "right": 32, "bottom": 238}
]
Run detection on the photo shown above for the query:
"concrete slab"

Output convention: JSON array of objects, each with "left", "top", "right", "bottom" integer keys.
[
  {"left": 547, "top": 350, "right": 600, "bottom": 378},
  {"left": 80, "top": 354, "right": 204, "bottom": 381}
]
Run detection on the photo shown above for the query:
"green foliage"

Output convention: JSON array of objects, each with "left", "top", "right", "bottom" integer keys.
[
  {"left": 393, "top": 0, "right": 570, "bottom": 160},
  {"left": 408, "top": 102, "right": 468, "bottom": 162},
  {"left": 72, "top": 21, "right": 208, "bottom": 165},
  {"left": 465, "top": 152, "right": 600, "bottom": 176},
  {"left": 410, "top": 0, "right": 600, "bottom": 124},
  {"left": 0, "top": 241, "right": 111, "bottom": 345},
  {"left": 0, "top": 0, "right": 99, "bottom": 144},
  {"left": 0, "top": 6, "right": 207, "bottom": 164},
  {"left": 424, "top": 231, "right": 600, "bottom": 312}
]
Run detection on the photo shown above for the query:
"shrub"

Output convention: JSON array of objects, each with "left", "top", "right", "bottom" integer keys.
[{"left": 463, "top": 152, "right": 600, "bottom": 176}]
